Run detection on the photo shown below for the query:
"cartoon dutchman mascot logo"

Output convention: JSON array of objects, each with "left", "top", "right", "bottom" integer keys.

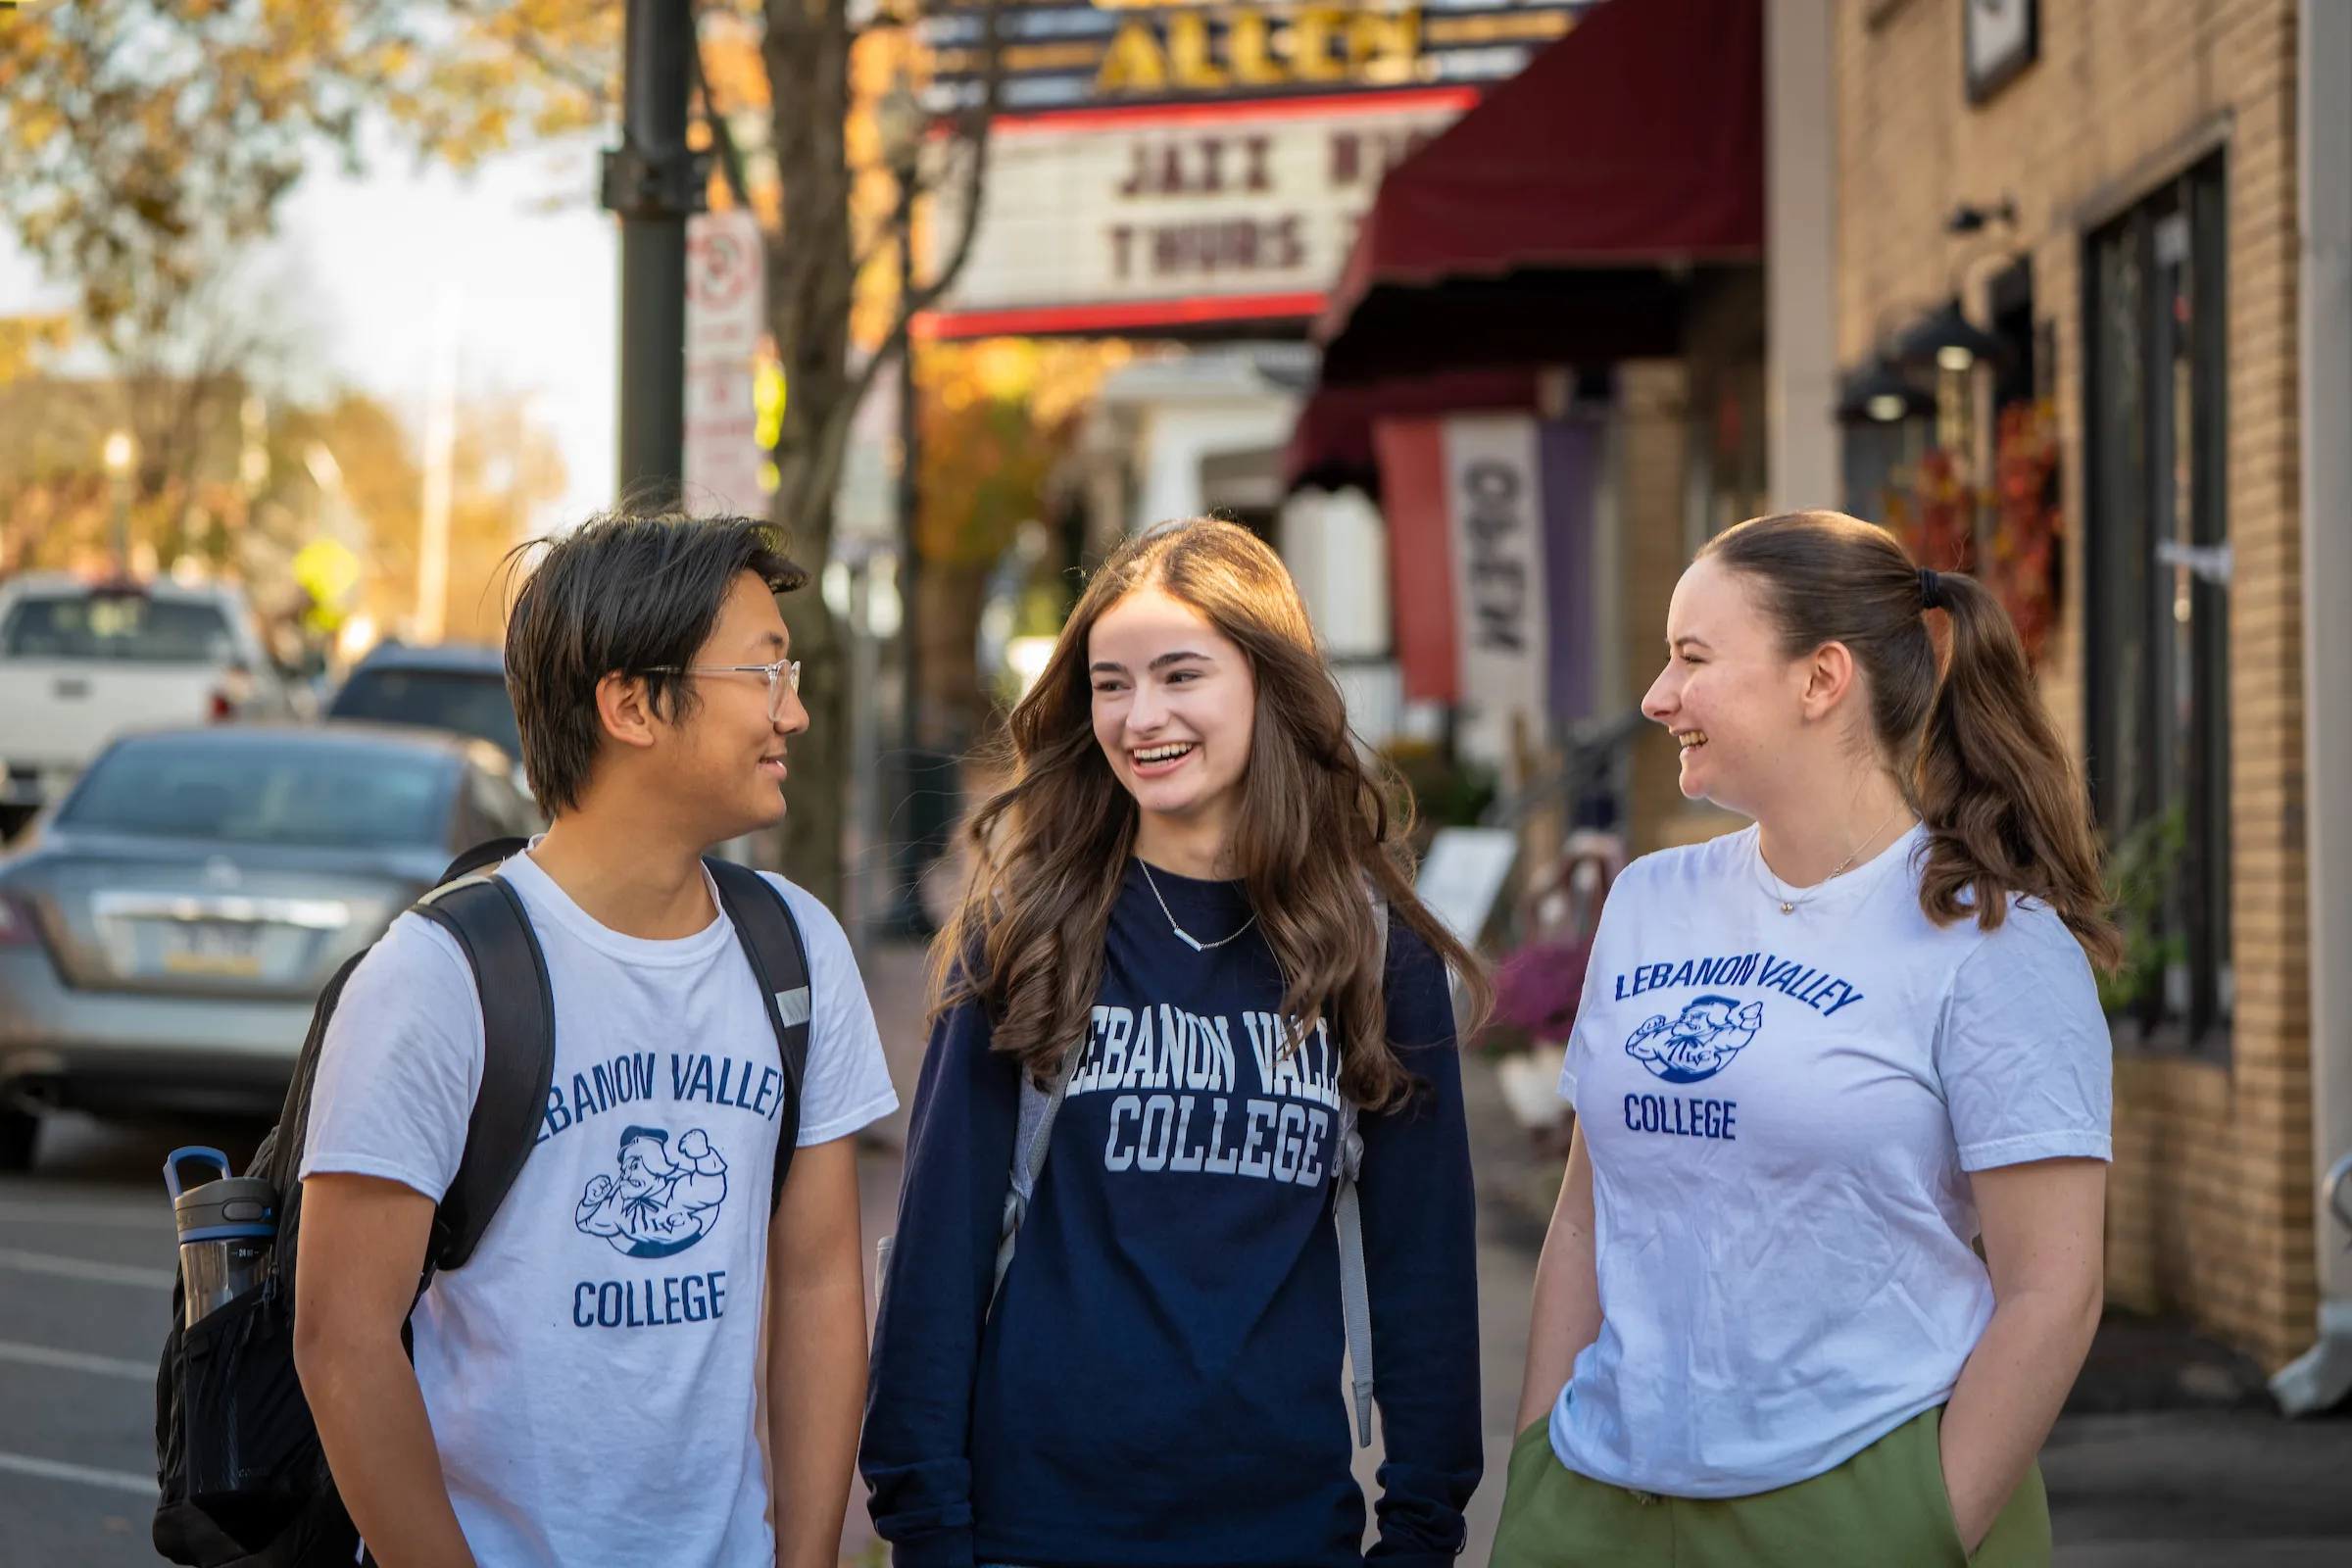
[
  {"left": 1624, "top": 995, "right": 1765, "bottom": 1084},
  {"left": 575, "top": 1125, "right": 729, "bottom": 1258}
]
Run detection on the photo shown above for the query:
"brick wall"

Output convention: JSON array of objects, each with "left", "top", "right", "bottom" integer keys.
[
  {"left": 1615, "top": 359, "right": 1696, "bottom": 857},
  {"left": 1834, "top": 0, "right": 2315, "bottom": 1367}
]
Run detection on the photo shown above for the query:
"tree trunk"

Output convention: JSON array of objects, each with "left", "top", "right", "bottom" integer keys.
[{"left": 760, "top": 0, "right": 857, "bottom": 910}]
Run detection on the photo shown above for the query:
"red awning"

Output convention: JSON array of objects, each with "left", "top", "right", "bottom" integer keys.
[
  {"left": 1315, "top": 0, "right": 1764, "bottom": 357},
  {"left": 1280, "top": 368, "right": 1541, "bottom": 496}
]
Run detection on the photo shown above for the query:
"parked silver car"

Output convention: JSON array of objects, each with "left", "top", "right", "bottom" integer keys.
[{"left": 0, "top": 723, "right": 541, "bottom": 1168}]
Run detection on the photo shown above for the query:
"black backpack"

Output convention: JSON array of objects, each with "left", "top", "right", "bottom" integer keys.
[{"left": 153, "top": 840, "right": 814, "bottom": 1567}]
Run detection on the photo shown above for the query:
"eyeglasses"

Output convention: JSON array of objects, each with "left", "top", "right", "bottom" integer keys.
[{"left": 647, "top": 658, "right": 802, "bottom": 719}]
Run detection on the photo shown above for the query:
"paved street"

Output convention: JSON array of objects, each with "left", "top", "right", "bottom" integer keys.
[
  {"left": 0, "top": 1113, "right": 246, "bottom": 1568},
  {"left": 3, "top": 941, "right": 2348, "bottom": 1565}
]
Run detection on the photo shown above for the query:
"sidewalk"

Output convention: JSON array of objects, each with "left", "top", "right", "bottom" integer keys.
[{"left": 2043, "top": 1314, "right": 2352, "bottom": 1564}]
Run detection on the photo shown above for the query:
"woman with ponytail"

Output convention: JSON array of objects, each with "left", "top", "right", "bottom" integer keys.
[
  {"left": 1494, "top": 511, "right": 2119, "bottom": 1568},
  {"left": 861, "top": 517, "right": 1489, "bottom": 1567}
]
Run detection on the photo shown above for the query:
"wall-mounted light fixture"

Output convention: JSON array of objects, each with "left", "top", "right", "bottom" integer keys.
[
  {"left": 1944, "top": 198, "right": 2018, "bottom": 235},
  {"left": 1835, "top": 358, "right": 1935, "bottom": 425},
  {"left": 1892, "top": 300, "right": 2007, "bottom": 374}
]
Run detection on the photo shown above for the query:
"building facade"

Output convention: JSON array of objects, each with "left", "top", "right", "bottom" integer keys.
[{"left": 1830, "top": 0, "right": 2326, "bottom": 1370}]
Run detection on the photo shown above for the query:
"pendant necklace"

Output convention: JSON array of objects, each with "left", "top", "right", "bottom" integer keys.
[
  {"left": 1760, "top": 802, "right": 1910, "bottom": 915},
  {"left": 1139, "top": 859, "right": 1258, "bottom": 951}
]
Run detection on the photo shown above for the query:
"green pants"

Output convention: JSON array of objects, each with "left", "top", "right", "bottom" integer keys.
[{"left": 1489, "top": 1406, "right": 2049, "bottom": 1568}]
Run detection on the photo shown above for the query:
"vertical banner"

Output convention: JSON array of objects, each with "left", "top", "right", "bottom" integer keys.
[
  {"left": 1443, "top": 416, "right": 1549, "bottom": 772},
  {"left": 1371, "top": 417, "right": 1458, "bottom": 703},
  {"left": 683, "top": 210, "right": 767, "bottom": 515},
  {"left": 1372, "top": 413, "right": 1600, "bottom": 761}
]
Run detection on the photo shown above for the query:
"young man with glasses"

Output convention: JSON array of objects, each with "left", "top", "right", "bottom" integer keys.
[{"left": 293, "top": 513, "right": 896, "bottom": 1567}]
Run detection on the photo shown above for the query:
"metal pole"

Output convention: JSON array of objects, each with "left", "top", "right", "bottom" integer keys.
[
  {"left": 2277, "top": 0, "right": 2352, "bottom": 1415},
  {"left": 604, "top": 0, "right": 705, "bottom": 503},
  {"left": 416, "top": 290, "right": 461, "bottom": 644},
  {"left": 894, "top": 172, "right": 921, "bottom": 750},
  {"left": 887, "top": 166, "right": 936, "bottom": 936},
  {"left": 847, "top": 551, "right": 880, "bottom": 956},
  {"left": 102, "top": 430, "right": 134, "bottom": 576}
]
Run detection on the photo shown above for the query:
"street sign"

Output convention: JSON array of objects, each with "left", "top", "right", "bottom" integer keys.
[
  {"left": 683, "top": 210, "right": 768, "bottom": 515},
  {"left": 291, "top": 537, "right": 362, "bottom": 613}
]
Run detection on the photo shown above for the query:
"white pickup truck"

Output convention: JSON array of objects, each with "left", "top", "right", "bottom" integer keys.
[{"left": 0, "top": 574, "right": 295, "bottom": 827}]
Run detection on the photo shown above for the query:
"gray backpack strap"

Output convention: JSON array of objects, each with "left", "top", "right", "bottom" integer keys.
[
  {"left": 1335, "top": 1101, "right": 1374, "bottom": 1446},
  {"left": 988, "top": 1044, "right": 1081, "bottom": 1318},
  {"left": 1335, "top": 886, "right": 1389, "bottom": 1447}
]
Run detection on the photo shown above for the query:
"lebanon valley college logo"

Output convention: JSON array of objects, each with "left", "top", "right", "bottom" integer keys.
[
  {"left": 1625, "top": 996, "right": 1765, "bottom": 1085},
  {"left": 575, "top": 1125, "right": 730, "bottom": 1258}
]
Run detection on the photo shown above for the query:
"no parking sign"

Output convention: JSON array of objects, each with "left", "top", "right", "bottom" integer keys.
[{"left": 684, "top": 210, "right": 768, "bottom": 515}]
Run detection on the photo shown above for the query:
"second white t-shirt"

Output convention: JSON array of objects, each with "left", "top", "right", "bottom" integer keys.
[
  {"left": 301, "top": 848, "right": 898, "bottom": 1568},
  {"left": 1550, "top": 823, "right": 2110, "bottom": 1497}
]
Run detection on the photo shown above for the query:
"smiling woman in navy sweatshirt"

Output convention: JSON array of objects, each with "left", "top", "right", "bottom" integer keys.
[{"left": 860, "top": 517, "right": 1490, "bottom": 1568}]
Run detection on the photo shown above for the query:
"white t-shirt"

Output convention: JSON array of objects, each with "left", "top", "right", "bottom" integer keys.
[
  {"left": 301, "top": 849, "right": 898, "bottom": 1568},
  {"left": 1548, "top": 823, "right": 2110, "bottom": 1498}
]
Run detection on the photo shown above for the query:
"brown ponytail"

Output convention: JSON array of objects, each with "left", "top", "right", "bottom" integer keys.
[{"left": 1701, "top": 511, "right": 2123, "bottom": 971}]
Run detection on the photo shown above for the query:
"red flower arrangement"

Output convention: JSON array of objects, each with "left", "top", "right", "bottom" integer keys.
[
  {"left": 1986, "top": 398, "right": 2063, "bottom": 665},
  {"left": 1883, "top": 399, "right": 2063, "bottom": 667}
]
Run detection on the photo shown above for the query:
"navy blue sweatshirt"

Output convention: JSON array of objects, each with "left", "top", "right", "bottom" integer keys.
[{"left": 861, "top": 860, "right": 1482, "bottom": 1568}]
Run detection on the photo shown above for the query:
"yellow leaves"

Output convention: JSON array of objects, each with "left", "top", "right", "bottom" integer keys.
[
  {"left": 11, "top": 100, "right": 63, "bottom": 152},
  {"left": 0, "top": 314, "right": 70, "bottom": 385},
  {"left": 700, "top": 10, "right": 770, "bottom": 114},
  {"left": 914, "top": 338, "right": 1132, "bottom": 566}
]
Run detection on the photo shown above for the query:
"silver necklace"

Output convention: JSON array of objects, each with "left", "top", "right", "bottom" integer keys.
[
  {"left": 1138, "top": 859, "right": 1258, "bottom": 952},
  {"left": 1759, "top": 803, "right": 1911, "bottom": 914}
]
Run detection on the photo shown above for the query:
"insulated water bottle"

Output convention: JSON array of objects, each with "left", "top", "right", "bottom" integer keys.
[{"left": 165, "top": 1147, "right": 277, "bottom": 1327}]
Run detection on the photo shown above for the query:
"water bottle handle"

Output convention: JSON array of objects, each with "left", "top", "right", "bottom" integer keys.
[{"left": 164, "top": 1146, "right": 232, "bottom": 1201}]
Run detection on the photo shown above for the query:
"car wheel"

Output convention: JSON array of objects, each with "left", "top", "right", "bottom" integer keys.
[{"left": 0, "top": 1104, "right": 36, "bottom": 1172}]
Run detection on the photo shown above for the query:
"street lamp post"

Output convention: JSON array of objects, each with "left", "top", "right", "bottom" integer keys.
[
  {"left": 602, "top": 0, "right": 708, "bottom": 502},
  {"left": 878, "top": 74, "right": 925, "bottom": 754},
  {"left": 844, "top": 546, "right": 881, "bottom": 956},
  {"left": 876, "top": 73, "right": 934, "bottom": 934},
  {"left": 102, "top": 430, "right": 136, "bottom": 577}
]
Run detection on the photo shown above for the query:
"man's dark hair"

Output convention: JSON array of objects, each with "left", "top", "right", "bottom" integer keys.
[{"left": 503, "top": 511, "right": 805, "bottom": 814}]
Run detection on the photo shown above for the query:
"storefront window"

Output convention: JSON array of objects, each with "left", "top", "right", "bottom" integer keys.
[
  {"left": 2084, "top": 154, "right": 2230, "bottom": 1055},
  {"left": 1841, "top": 413, "right": 1931, "bottom": 529}
]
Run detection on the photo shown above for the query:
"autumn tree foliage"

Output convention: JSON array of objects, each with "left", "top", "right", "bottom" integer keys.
[
  {"left": 0, "top": 0, "right": 1002, "bottom": 906},
  {"left": 0, "top": 1, "right": 609, "bottom": 590}
]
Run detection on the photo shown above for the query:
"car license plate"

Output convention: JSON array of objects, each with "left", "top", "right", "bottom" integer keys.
[{"left": 160, "top": 921, "right": 265, "bottom": 977}]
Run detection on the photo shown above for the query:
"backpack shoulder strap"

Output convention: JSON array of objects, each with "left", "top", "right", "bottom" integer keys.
[
  {"left": 987, "top": 1046, "right": 1080, "bottom": 1321},
  {"left": 704, "top": 858, "right": 812, "bottom": 1214},
  {"left": 412, "top": 872, "right": 557, "bottom": 1274},
  {"left": 1333, "top": 884, "right": 1391, "bottom": 1447},
  {"left": 438, "top": 836, "right": 534, "bottom": 888}
]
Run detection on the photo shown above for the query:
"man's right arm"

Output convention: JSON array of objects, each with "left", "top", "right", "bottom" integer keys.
[{"left": 293, "top": 1172, "right": 477, "bottom": 1568}]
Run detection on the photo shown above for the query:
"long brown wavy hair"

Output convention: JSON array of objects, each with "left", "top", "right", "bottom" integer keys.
[
  {"left": 930, "top": 517, "right": 1492, "bottom": 1108},
  {"left": 1700, "top": 510, "right": 2123, "bottom": 970}
]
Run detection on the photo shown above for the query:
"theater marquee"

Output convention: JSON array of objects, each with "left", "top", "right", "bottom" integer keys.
[{"left": 919, "top": 88, "right": 1474, "bottom": 339}]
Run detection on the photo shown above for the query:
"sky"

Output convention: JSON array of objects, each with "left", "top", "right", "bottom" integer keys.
[{"left": 0, "top": 131, "right": 618, "bottom": 533}]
